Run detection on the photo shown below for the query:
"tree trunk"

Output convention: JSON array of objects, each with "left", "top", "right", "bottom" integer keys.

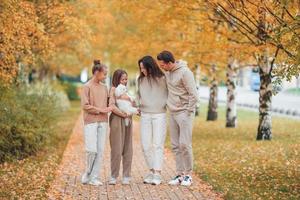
[
  {"left": 226, "top": 58, "right": 237, "bottom": 127},
  {"left": 38, "top": 65, "right": 50, "bottom": 82},
  {"left": 256, "top": 3, "right": 272, "bottom": 140},
  {"left": 15, "top": 61, "right": 28, "bottom": 86},
  {"left": 256, "top": 53, "right": 272, "bottom": 140},
  {"left": 195, "top": 64, "right": 201, "bottom": 116},
  {"left": 207, "top": 66, "right": 218, "bottom": 121}
]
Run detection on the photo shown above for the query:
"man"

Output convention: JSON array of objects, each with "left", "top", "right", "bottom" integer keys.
[
  {"left": 81, "top": 60, "right": 113, "bottom": 186},
  {"left": 157, "top": 51, "right": 199, "bottom": 186}
]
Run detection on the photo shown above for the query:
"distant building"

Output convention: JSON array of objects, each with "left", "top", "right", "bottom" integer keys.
[{"left": 237, "top": 67, "right": 299, "bottom": 91}]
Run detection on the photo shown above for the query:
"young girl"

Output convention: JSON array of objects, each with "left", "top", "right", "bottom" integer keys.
[
  {"left": 108, "top": 69, "right": 133, "bottom": 185},
  {"left": 137, "top": 55, "right": 168, "bottom": 185},
  {"left": 81, "top": 60, "right": 112, "bottom": 186}
]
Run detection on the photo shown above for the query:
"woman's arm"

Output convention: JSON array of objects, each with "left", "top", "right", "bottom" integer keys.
[{"left": 109, "top": 87, "right": 127, "bottom": 118}]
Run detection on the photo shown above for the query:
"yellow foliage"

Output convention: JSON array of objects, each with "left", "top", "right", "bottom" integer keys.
[{"left": 1, "top": 0, "right": 299, "bottom": 83}]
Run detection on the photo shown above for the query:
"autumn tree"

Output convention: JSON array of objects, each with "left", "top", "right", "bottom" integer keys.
[
  {"left": 0, "top": 1, "right": 40, "bottom": 83},
  {"left": 0, "top": 0, "right": 101, "bottom": 84},
  {"left": 207, "top": 0, "right": 300, "bottom": 140}
]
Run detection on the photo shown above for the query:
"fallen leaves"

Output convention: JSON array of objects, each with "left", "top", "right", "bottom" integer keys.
[{"left": 186, "top": 105, "right": 300, "bottom": 200}]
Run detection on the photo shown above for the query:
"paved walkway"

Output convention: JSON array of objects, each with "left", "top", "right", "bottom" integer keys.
[{"left": 47, "top": 115, "right": 222, "bottom": 200}]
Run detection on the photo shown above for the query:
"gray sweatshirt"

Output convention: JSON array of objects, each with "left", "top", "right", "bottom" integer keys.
[
  {"left": 137, "top": 76, "right": 168, "bottom": 113},
  {"left": 165, "top": 60, "right": 199, "bottom": 113}
]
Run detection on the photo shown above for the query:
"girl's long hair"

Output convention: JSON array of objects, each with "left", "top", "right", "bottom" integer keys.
[{"left": 111, "top": 69, "right": 127, "bottom": 87}]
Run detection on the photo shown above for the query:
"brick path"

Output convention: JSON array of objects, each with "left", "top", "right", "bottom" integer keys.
[{"left": 47, "top": 115, "right": 222, "bottom": 200}]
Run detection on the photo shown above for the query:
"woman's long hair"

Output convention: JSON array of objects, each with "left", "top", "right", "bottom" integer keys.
[{"left": 137, "top": 55, "right": 164, "bottom": 86}]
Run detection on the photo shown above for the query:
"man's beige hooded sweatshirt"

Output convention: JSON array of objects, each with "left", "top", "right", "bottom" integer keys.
[{"left": 165, "top": 60, "right": 199, "bottom": 113}]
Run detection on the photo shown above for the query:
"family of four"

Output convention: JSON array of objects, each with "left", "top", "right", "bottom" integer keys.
[{"left": 80, "top": 50, "right": 199, "bottom": 187}]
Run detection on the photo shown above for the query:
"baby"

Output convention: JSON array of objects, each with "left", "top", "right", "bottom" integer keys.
[{"left": 115, "top": 84, "right": 138, "bottom": 126}]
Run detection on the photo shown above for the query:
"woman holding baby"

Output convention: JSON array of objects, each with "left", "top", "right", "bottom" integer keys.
[{"left": 108, "top": 69, "right": 134, "bottom": 185}]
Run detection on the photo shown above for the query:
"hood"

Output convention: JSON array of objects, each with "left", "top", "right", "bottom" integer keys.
[{"left": 172, "top": 60, "right": 188, "bottom": 71}]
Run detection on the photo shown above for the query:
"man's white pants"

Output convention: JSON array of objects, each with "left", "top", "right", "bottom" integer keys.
[
  {"left": 140, "top": 112, "right": 166, "bottom": 171},
  {"left": 83, "top": 122, "right": 108, "bottom": 180}
]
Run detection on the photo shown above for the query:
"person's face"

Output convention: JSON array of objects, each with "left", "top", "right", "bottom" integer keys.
[
  {"left": 95, "top": 68, "right": 107, "bottom": 82},
  {"left": 157, "top": 60, "right": 173, "bottom": 71},
  {"left": 120, "top": 73, "right": 128, "bottom": 86},
  {"left": 139, "top": 62, "right": 148, "bottom": 76}
]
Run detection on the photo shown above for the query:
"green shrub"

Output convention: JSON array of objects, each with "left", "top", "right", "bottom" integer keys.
[
  {"left": 61, "top": 82, "right": 81, "bottom": 100},
  {"left": 0, "top": 83, "right": 69, "bottom": 162}
]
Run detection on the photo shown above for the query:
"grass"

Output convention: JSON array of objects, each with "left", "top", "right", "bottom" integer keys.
[
  {"left": 0, "top": 101, "right": 81, "bottom": 199},
  {"left": 285, "top": 88, "right": 300, "bottom": 96},
  {"left": 169, "top": 104, "right": 300, "bottom": 200}
]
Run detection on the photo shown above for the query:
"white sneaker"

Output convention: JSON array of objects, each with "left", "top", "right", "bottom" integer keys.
[
  {"left": 143, "top": 173, "right": 153, "bottom": 184},
  {"left": 108, "top": 177, "right": 117, "bottom": 185},
  {"left": 181, "top": 175, "right": 192, "bottom": 187},
  {"left": 168, "top": 175, "right": 183, "bottom": 185},
  {"left": 122, "top": 177, "right": 131, "bottom": 185},
  {"left": 151, "top": 173, "right": 162, "bottom": 185},
  {"left": 89, "top": 178, "right": 103, "bottom": 186},
  {"left": 81, "top": 173, "right": 90, "bottom": 184}
]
